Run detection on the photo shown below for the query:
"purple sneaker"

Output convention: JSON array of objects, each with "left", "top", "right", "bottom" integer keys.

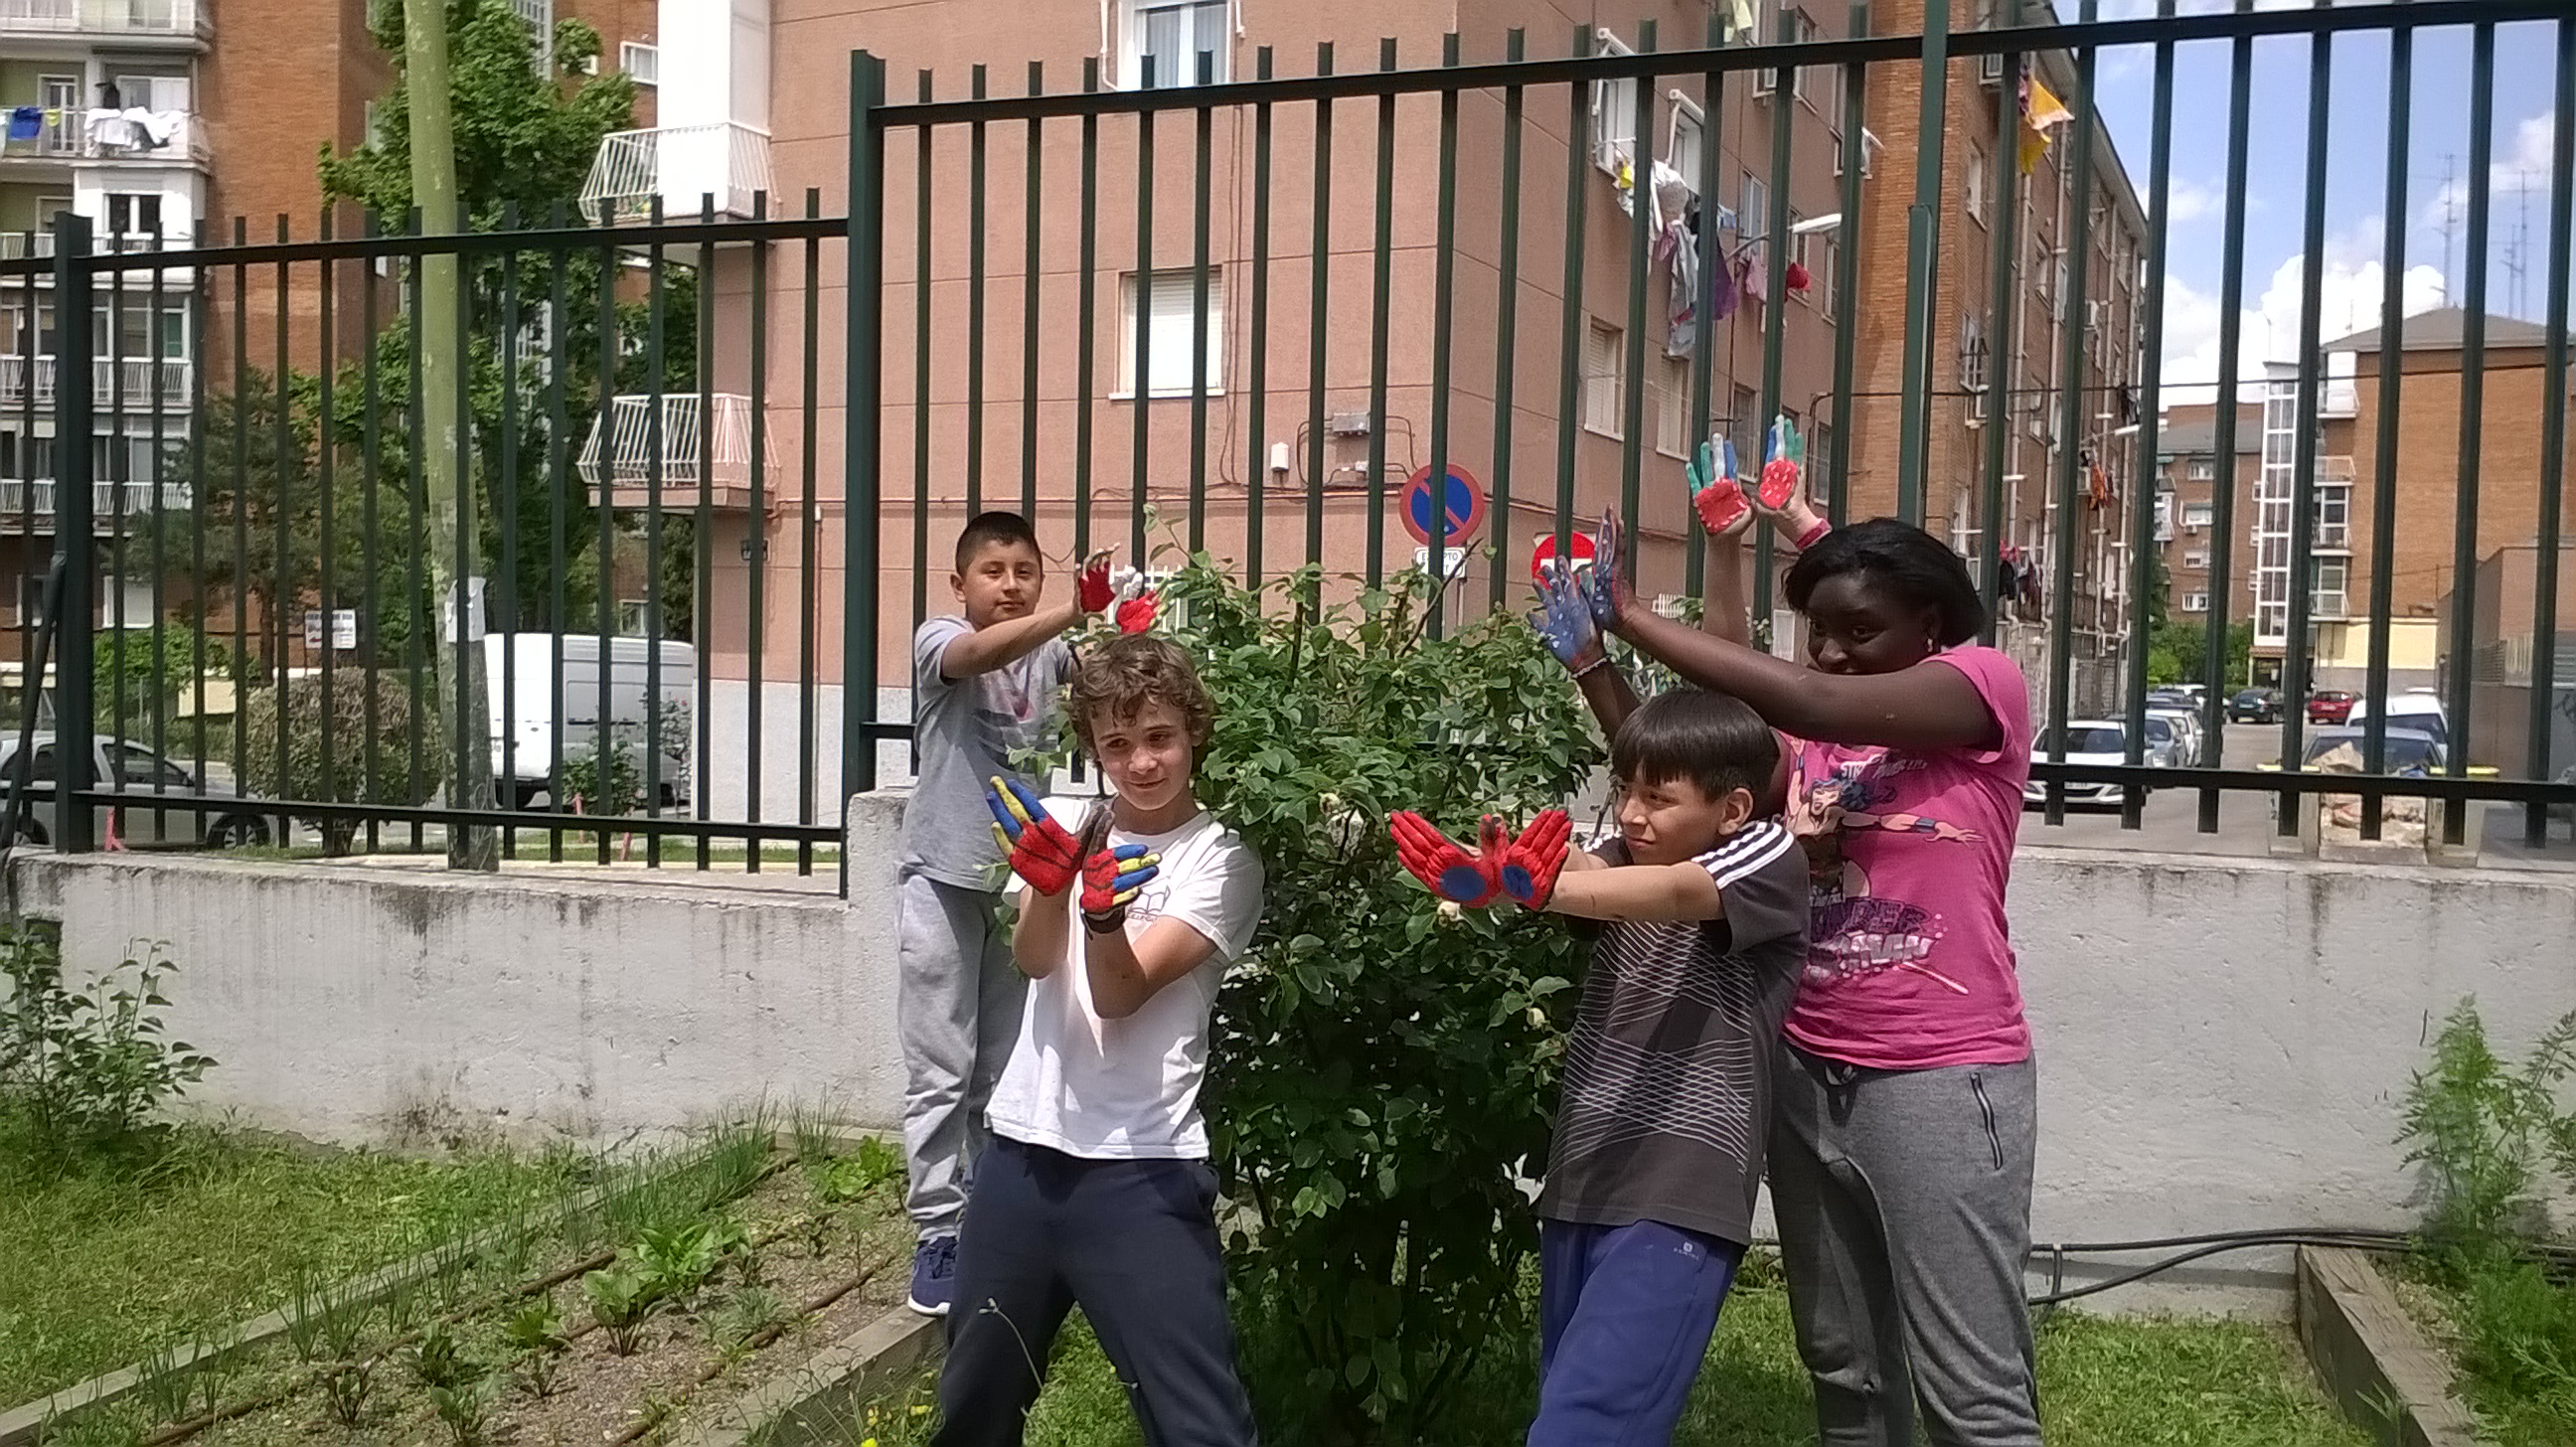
[{"left": 907, "top": 1235, "right": 958, "bottom": 1317}]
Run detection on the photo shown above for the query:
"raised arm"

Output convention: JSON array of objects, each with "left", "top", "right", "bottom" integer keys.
[
  {"left": 1592, "top": 514, "right": 1999, "bottom": 753},
  {"left": 935, "top": 550, "right": 1115, "bottom": 679},
  {"left": 1530, "top": 558, "right": 1642, "bottom": 738}
]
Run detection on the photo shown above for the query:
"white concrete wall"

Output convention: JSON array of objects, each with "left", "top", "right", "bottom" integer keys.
[
  {"left": 18, "top": 824, "right": 2576, "bottom": 1310},
  {"left": 12, "top": 790, "right": 910, "bottom": 1146}
]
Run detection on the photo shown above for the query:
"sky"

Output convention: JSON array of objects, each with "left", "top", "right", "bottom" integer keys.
[{"left": 2078, "top": 0, "right": 2568, "bottom": 407}]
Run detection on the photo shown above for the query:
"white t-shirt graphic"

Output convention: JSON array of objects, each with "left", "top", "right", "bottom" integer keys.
[{"left": 986, "top": 809, "right": 1265, "bottom": 1160}]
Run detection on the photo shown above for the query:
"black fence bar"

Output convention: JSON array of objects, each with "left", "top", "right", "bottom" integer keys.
[{"left": 2533, "top": 19, "right": 2575, "bottom": 849}]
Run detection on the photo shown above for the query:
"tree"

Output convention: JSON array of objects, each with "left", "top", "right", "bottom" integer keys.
[
  {"left": 316, "top": 0, "right": 700, "bottom": 639},
  {"left": 153, "top": 368, "right": 415, "bottom": 674}
]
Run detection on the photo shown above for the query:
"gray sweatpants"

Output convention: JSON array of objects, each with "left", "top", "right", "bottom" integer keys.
[
  {"left": 1768, "top": 1043, "right": 2042, "bottom": 1447},
  {"left": 896, "top": 867, "right": 1029, "bottom": 1242}
]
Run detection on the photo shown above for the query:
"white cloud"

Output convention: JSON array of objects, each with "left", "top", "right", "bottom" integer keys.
[
  {"left": 2156, "top": 224, "right": 2447, "bottom": 407},
  {"left": 2155, "top": 179, "right": 2220, "bottom": 226}
]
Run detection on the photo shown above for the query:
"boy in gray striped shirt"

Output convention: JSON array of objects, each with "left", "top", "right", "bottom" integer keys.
[{"left": 1393, "top": 688, "right": 1808, "bottom": 1446}]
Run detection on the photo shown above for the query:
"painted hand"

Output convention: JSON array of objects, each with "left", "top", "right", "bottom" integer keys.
[
  {"left": 984, "top": 776, "right": 1083, "bottom": 895},
  {"left": 1075, "top": 549, "right": 1118, "bottom": 613},
  {"left": 1585, "top": 509, "right": 1634, "bottom": 635},
  {"left": 1689, "top": 437, "right": 1752, "bottom": 538},
  {"left": 1757, "top": 413, "right": 1807, "bottom": 513},
  {"left": 1499, "top": 810, "right": 1572, "bottom": 909},
  {"left": 1529, "top": 559, "right": 1605, "bottom": 673},
  {"left": 1389, "top": 811, "right": 1505, "bottom": 907},
  {"left": 1076, "top": 808, "right": 1160, "bottom": 928},
  {"left": 1114, "top": 571, "right": 1161, "bottom": 634}
]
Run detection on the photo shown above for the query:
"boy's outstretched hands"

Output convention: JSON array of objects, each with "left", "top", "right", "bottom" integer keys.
[
  {"left": 986, "top": 776, "right": 1085, "bottom": 895},
  {"left": 1390, "top": 812, "right": 1506, "bottom": 907},
  {"left": 1114, "top": 570, "right": 1161, "bottom": 635},
  {"left": 1389, "top": 810, "right": 1571, "bottom": 910},
  {"left": 1498, "top": 810, "right": 1572, "bottom": 909}
]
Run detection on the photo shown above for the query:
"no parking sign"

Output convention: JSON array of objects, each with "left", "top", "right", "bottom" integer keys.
[{"left": 1399, "top": 464, "right": 1486, "bottom": 548}]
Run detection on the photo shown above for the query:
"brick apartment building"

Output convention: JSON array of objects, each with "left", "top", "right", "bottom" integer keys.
[
  {"left": 1842, "top": 0, "right": 2148, "bottom": 720},
  {"left": 552, "top": 0, "right": 2144, "bottom": 811},
  {"left": 2253, "top": 307, "right": 2576, "bottom": 698},
  {"left": 2149, "top": 401, "right": 2256, "bottom": 629},
  {"left": 0, "top": 0, "right": 652, "bottom": 653}
]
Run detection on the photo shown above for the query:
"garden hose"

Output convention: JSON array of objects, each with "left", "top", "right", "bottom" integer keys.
[{"left": 2019, "top": 1227, "right": 2576, "bottom": 1309}]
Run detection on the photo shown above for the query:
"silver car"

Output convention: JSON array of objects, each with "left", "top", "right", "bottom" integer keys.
[{"left": 1, "top": 733, "right": 272, "bottom": 849}]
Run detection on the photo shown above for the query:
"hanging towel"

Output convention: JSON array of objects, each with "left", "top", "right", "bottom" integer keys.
[
  {"left": 130, "top": 108, "right": 178, "bottom": 147},
  {"left": 2018, "top": 75, "right": 2071, "bottom": 175},
  {"left": 85, "top": 107, "right": 137, "bottom": 150},
  {"left": 1665, "top": 225, "right": 1701, "bottom": 357},
  {"left": 1709, "top": 241, "right": 1741, "bottom": 324},
  {"left": 1785, "top": 260, "right": 1812, "bottom": 293},
  {"left": 5, "top": 107, "right": 39, "bottom": 142}
]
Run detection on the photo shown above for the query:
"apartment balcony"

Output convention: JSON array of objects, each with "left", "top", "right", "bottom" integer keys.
[
  {"left": 0, "top": 0, "right": 206, "bottom": 42},
  {"left": 575, "top": 394, "right": 776, "bottom": 508},
  {"left": 0, "top": 477, "right": 194, "bottom": 531},
  {"left": 578, "top": 123, "right": 775, "bottom": 226},
  {"left": 0, "top": 355, "right": 194, "bottom": 409},
  {"left": 0, "top": 109, "right": 211, "bottom": 169}
]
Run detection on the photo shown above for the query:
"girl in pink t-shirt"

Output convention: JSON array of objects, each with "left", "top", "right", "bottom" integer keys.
[{"left": 1537, "top": 453, "right": 2042, "bottom": 1447}]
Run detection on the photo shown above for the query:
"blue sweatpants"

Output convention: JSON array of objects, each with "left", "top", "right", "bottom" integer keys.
[
  {"left": 1530, "top": 1218, "right": 1745, "bottom": 1447},
  {"left": 933, "top": 1136, "right": 1256, "bottom": 1446}
]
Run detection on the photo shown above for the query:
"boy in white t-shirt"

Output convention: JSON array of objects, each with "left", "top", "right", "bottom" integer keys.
[{"left": 937, "top": 633, "right": 1265, "bottom": 1447}]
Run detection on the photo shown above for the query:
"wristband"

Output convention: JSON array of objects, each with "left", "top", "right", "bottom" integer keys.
[
  {"left": 1082, "top": 907, "right": 1128, "bottom": 935},
  {"left": 1793, "top": 517, "right": 1832, "bottom": 552},
  {"left": 1570, "top": 654, "right": 1613, "bottom": 680}
]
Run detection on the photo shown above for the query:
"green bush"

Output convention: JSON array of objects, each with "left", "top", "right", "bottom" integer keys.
[
  {"left": 1142, "top": 561, "right": 1603, "bottom": 1438},
  {"left": 239, "top": 671, "right": 444, "bottom": 853},
  {"left": 92, "top": 629, "right": 234, "bottom": 738},
  {"left": 0, "top": 924, "right": 215, "bottom": 1160}
]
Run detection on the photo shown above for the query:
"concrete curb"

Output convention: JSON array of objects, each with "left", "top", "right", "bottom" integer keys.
[
  {"left": 2296, "top": 1246, "right": 2481, "bottom": 1447},
  {"left": 667, "top": 1306, "right": 944, "bottom": 1447}
]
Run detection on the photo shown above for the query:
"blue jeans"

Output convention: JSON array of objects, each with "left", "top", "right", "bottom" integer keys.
[{"left": 1530, "top": 1218, "right": 1745, "bottom": 1447}]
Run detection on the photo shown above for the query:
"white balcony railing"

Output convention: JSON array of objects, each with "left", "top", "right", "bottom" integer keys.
[
  {"left": 576, "top": 394, "right": 776, "bottom": 501},
  {"left": 0, "top": 477, "right": 194, "bottom": 525},
  {"left": 0, "top": 233, "right": 55, "bottom": 259},
  {"left": 578, "top": 123, "right": 775, "bottom": 225},
  {"left": 0, "top": 0, "right": 204, "bottom": 37},
  {"left": 0, "top": 355, "right": 194, "bottom": 408}
]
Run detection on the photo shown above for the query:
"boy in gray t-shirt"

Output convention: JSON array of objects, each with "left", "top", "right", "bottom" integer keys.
[{"left": 897, "top": 511, "right": 1117, "bottom": 1317}]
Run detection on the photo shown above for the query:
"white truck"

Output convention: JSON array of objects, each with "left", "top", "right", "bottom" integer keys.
[{"left": 482, "top": 634, "right": 698, "bottom": 810}]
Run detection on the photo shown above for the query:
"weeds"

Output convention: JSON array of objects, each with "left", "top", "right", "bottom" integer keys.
[
  {"left": 319, "top": 1358, "right": 376, "bottom": 1428},
  {"left": 2398, "top": 999, "right": 2576, "bottom": 1441},
  {"left": 133, "top": 1342, "right": 193, "bottom": 1426},
  {"left": 707, "top": 1285, "right": 791, "bottom": 1365},
  {"left": 0, "top": 928, "right": 215, "bottom": 1163}
]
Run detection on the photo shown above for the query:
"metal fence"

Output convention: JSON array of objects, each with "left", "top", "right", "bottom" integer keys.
[{"left": 4, "top": 0, "right": 2573, "bottom": 888}]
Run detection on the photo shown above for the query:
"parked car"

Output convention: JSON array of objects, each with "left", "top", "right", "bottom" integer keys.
[
  {"left": 2026, "top": 721, "right": 2162, "bottom": 807},
  {"left": 2306, "top": 690, "right": 2357, "bottom": 724},
  {"left": 2228, "top": 688, "right": 2284, "bottom": 724},
  {"left": 2146, "top": 707, "right": 2203, "bottom": 767},
  {"left": 2346, "top": 689, "right": 2449, "bottom": 751},
  {"left": 0, "top": 734, "right": 271, "bottom": 849},
  {"left": 2258, "top": 726, "right": 2445, "bottom": 775}
]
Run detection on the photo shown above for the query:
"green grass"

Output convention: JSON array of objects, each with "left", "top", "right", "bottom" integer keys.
[
  {"left": 855, "top": 1269, "right": 2371, "bottom": 1447},
  {"left": 0, "top": 1107, "right": 576, "bottom": 1408}
]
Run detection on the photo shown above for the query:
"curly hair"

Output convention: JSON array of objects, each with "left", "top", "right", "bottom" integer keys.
[{"left": 1068, "top": 634, "right": 1215, "bottom": 753}]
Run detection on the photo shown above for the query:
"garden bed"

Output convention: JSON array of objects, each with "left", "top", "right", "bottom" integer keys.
[
  {"left": 0, "top": 1109, "right": 575, "bottom": 1412},
  {"left": 2376, "top": 1250, "right": 2576, "bottom": 1447},
  {"left": 822, "top": 1252, "right": 2371, "bottom": 1447},
  {"left": 12, "top": 1124, "right": 911, "bottom": 1447}
]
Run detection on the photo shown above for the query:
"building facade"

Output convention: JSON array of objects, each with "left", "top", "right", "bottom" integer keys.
[{"left": 2149, "top": 401, "right": 2257, "bottom": 629}]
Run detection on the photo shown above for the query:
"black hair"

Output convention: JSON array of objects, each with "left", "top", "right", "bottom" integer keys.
[
  {"left": 1611, "top": 689, "right": 1779, "bottom": 804},
  {"left": 1783, "top": 517, "right": 1985, "bottom": 647},
  {"left": 954, "top": 510, "right": 1042, "bottom": 571}
]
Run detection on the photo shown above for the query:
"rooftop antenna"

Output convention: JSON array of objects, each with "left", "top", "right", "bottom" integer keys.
[
  {"left": 2435, "top": 153, "right": 2462, "bottom": 304},
  {"left": 2505, "top": 172, "right": 2531, "bottom": 319}
]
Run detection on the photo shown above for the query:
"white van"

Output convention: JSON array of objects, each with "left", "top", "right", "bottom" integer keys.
[{"left": 482, "top": 634, "right": 698, "bottom": 810}]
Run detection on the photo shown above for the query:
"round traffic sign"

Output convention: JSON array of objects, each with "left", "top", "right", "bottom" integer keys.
[
  {"left": 1399, "top": 464, "right": 1487, "bottom": 547},
  {"left": 1530, "top": 530, "right": 1597, "bottom": 581}
]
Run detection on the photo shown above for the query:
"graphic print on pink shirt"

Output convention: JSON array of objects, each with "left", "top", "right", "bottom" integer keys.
[
  {"left": 1789, "top": 754, "right": 1985, "bottom": 997},
  {"left": 1778, "top": 644, "right": 2034, "bottom": 1071}
]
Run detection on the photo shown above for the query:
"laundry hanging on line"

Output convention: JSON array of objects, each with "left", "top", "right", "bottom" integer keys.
[{"left": 4, "top": 107, "right": 39, "bottom": 142}]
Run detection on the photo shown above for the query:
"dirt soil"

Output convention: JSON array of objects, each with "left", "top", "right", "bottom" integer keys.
[{"left": 191, "top": 1164, "right": 910, "bottom": 1447}]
